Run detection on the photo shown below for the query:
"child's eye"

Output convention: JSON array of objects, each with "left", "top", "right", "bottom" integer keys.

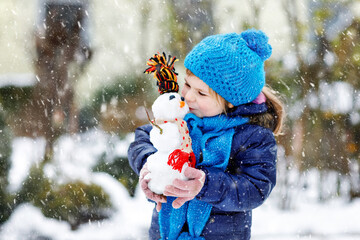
[{"left": 198, "top": 91, "right": 206, "bottom": 96}]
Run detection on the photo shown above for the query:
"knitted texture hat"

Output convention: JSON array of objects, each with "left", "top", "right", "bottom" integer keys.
[{"left": 184, "top": 29, "right": 272, "bottom": 106}]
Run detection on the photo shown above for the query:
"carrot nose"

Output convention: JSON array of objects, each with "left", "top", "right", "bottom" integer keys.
[{"left": 180, "top": 101, "right": 185, "bottom": 108}]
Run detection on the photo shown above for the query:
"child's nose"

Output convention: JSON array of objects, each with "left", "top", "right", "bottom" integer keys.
[{"left": 184, "top": 90, "right": 194, "bottom": 102}]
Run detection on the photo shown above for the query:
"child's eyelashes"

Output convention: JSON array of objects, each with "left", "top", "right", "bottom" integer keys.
[{"left": 184, "top": 80, "right": 208, "bottom": 96}]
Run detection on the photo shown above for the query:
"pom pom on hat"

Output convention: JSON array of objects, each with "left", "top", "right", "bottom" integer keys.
[
  {"left": 240, "top": 29, "right": 272, "bottom": 61},
  {"left": 184, "top": 29, "right": 272, "bottom": 106}
]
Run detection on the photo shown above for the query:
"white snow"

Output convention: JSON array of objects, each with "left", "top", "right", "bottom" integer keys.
[
  {"left": 0, "top": 73, "right": 36, "bottom": 88},
  {"left": 0, "top": 203, "right": 71, "bottom": 240},
  {"left": 319, "top": 81, "right": 354, "bottom": 114},
  {"left": 289, "top": 81, "right": 355, "bottom": 121},
  {"left": 282, "top": 53, "right": 298, "bottom": 71},
  {"left": 44, "top": 130, "right": 108, "bottom": 184},
  {"left": 7, "top": 137, "right": 46, "bottom": 192},
  {"left": 253, "top": 199, "right": 360, "bottom": 240},
  {"left": 43, "top": 129, "right": 133, "bottom": 185},
  {"left": 0, "top": 175, "right": 153, "bottom": 240},
  {"left": 1, "top": 129, "right": 360, "bottom": 240}
]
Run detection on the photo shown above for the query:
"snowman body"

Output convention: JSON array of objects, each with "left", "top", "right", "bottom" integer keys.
[{"left": 146, "top": 92, "right": 190, "bottom": 194}]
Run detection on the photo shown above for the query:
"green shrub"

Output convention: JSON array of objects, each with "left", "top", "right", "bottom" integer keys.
[
  {"left": 42, "top": 181, "right": 112, "bottom": 230},
  {"left": 0, "top": 86, "right": 33, "bottom": 113},
  {"left": 93, "top": 154, "right": 138, "bottom": 197},
  {"left": 78, "top": 105, "right": 99, "bottom": 132},
  {"left": 90, "top": 74, "right": 155, "bottom": 135},
  {"left": 91, "top": 75, "right": 154, "bottom": 111},
  {"left": 0, "top": 110, "right": 12, "bottom": 224},
  {"left": 16, "top": 165, "right": 52, "bottom": 205},
  {"left": 17, "top": 165, "right": 112, "bottom": 230}
]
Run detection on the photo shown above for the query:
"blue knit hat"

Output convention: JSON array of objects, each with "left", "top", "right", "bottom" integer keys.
[{"left": 184, "top": 29, "right": 272, "bottom": 106}]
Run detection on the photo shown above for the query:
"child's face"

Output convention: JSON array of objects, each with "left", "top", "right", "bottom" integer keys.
[{"left": 181, "top": 73, "right": 224, "bottom": 118}]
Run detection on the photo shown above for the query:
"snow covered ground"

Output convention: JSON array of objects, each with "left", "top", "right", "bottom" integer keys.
[
  {"left": 1, "top": 129, "right": 360, "bottom": 240},
  {"left": 1, "top": 183, "right": 360, "bottom": 240},
  {"left": 252, "top": 198, "right": 360, "bottom": 240}
]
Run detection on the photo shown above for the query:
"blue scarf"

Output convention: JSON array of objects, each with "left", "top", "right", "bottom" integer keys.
[{"left": 159, "top": 113, "right": 249, "bottom": 240}]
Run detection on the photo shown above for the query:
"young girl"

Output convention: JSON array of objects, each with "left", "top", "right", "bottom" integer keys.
[{"left": 128, "top": 29, "right": 284, "bottom": 240}]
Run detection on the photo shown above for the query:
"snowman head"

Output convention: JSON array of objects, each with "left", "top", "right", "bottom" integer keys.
[{"left": 152, "top": 92, "right": 189, "bottom": 120}]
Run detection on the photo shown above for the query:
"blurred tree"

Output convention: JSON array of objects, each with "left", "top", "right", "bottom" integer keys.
[
  {"left": 16, "top": 1, "right": 92, "bottom": 162},
  {"left": 166, "top": 0, "right": 216, "bottom": 59},
  {"left": 138, "top": 0, "right": 151, "bottom": 56},
  {"left": 243, "top": 0, "right": 263, "bottom": 29},
  {"left": 0, "top": 1, "right": 119, "bottom": 230},
  {"left": 331, "top": 19, "right": 360, "bottom": 199},
  {"left": 276, "top": 0, "right": 360, "bottom": 202}
]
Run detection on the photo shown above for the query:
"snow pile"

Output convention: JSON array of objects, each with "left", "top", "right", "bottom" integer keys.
[
  {"left": 0, "top": 73, "right": 36, "bottom": 88},
  {"left": 44, "top": 130, "right": 110, "bottom": 184},
  {"left": 7, "top": 137, "right": 46, "bottom": 192},
  {"left": 7, "top": 129, "right": 134, "bottom": 191},
  {"left": 0, "top": 203, "right": 71, "bottom": 240},
  {"left": 0, "top": 174, "right": 154, "bottom": 240},
  {"left": 2, "top": 129, "right": 155, "bottom": 239},
  {"left": 253, "top": 198, "right": 360, "bottom": 240}
]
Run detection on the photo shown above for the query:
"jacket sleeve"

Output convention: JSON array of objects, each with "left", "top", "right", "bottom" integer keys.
[
  {"left": 196, "top": 126, "right": 277, "bottom": 212},
  {"left": 127, "top": 124, "right": 157, "bottom": 175}
]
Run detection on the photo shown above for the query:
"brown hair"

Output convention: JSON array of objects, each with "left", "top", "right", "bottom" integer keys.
[
  {"left": 185, "top": 69, "right": 285, "bottom": 135},
  {"left": 250, "top": 86, "right": 285, "bottom": 136}
]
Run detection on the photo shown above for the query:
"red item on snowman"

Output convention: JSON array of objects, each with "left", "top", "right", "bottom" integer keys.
[{"left": 144, "top": 52, "right": 196, "bottom": 195}]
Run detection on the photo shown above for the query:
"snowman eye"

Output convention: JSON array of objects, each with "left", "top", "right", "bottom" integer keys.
[{"left": 169, "top": 95, "right": 175, "bottom": 100}]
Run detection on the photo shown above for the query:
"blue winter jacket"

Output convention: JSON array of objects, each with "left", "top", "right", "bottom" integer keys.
[{"left": 128, "top": 103, "right": 277, "bottom": 240}]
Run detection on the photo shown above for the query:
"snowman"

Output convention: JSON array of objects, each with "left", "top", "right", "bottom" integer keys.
[{"left": 144, "top": 52, "right": 196, "bottom": 195}]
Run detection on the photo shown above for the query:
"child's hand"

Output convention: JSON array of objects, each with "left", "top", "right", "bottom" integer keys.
[
  {"left": 139, "top": 163, "right": 167, "bottom": 212},
  {"left": 163, "top": 167, "right": 205, "bottom": 209}
]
